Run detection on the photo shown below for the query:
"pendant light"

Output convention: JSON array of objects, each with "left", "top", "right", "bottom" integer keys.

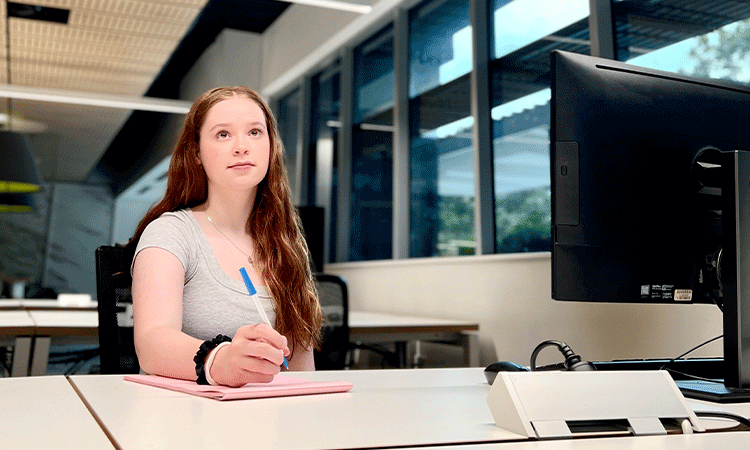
[
  {"left": 0, "top": 131, "right": 43, "bottom": 193},
  {"left": 0, "top": 192, "right": 36, "bottom": 213}
]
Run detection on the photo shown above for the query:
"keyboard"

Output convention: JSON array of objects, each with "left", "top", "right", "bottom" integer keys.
[{"left": 591, "top": 358, "right": 750, "bottom": 403}]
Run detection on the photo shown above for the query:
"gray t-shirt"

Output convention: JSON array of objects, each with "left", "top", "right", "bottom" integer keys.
[{"left": 133, "top": 209, "right": 275, "bottom": 340}]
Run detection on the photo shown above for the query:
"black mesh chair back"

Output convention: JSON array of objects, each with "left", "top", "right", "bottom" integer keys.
[
  {"left": 95, "top": 245, "right": 140, "bottom": 374},
  {"left": 313, "top": 273, "right": 349, "bottom": 370}
]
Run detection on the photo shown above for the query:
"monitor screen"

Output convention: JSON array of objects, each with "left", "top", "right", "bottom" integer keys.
[{"left": 550, "top": 50, "right": 750, "bottom": 394}]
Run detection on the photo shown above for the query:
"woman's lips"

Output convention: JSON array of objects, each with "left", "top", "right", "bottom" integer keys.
[{"left": 229, "top": 162, "right": 254, "bottom": 169}]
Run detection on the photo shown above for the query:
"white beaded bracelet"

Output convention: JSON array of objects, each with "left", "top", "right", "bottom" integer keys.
[{"left": 204, "top": 341, "right": 231, "bottom": 386}]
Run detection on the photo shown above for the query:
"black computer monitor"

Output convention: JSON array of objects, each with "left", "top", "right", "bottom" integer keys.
[
  {"left": 296, "top": 206, "right": 325, "bottom": 273},
  {"left": 550, "top": 50, "right": 750, "bottom": 401}
]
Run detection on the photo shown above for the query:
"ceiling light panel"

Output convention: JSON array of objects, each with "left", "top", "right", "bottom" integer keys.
[
  {"left": 0, "top": 0, "right": 210, "bottom": 182},
  {"left": 7, "top": 1, "right": 208, "bottom": 95}
]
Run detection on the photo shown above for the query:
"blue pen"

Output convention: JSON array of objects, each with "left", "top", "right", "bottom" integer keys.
[{"left": 239, "top": 267, "right": 289, "bottom": 369}]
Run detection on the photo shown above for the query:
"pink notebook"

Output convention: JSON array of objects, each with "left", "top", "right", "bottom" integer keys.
[{"left": 124, "top": 374, "right": 353, "bottom": 401}]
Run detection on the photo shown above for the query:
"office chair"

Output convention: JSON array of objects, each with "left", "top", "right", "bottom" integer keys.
[
  {"left": 95, "top": 245, "right": 140, "bottom": 374},
  {"left": 313, "top": 273, "right": 350, "bottom": 370}
]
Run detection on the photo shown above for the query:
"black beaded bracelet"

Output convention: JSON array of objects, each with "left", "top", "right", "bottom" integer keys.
[{"left": 194, "top": 334, "right": 232, "bottom": 385}]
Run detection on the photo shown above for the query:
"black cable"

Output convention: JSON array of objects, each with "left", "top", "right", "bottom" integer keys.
[
  {"left": 530, "top": 340, "right": 565, "bottom": 371},
  {"left": 695, "top": 411, "right": 750, "bottom": 430},
  {"left": 663, "top": 368, "right": 722, "bottom": 384},
  {"left": 658, "top": 335, "right": 723, "bottom": 372},
  {"left": 530, "top": 340, "right": 596, "bottom": 372}
]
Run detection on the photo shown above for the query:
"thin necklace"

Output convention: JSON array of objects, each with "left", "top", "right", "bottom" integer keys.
[{"left": 205, "top": 213, "right": 254, "bottom": 265}]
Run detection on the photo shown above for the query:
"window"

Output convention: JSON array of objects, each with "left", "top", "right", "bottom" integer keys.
[
  {"left": 276, "top": 89, "right": 300, "bottom": 199},
  {"left": 409, "top": 0, "right": 474, "bottom": 257},
  {"left": 351, "top": 26, "right": 395, "bottom": 261},
  {"left": 490, "top": 0, "right": 589, "bottom": 253},
  {"left": 614, "top": 0, "right": 750, "bottom": 86},
  {"left": 271, "top": 0, "right": 750, "bottom": 264},
  {"left": 310, "top": 63, "right": 341, "bottom": 263}
]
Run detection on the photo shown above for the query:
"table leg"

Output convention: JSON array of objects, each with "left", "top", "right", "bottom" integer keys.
[
  {"left": 395, "top": 341, "right": 407, "bottom": 368},
  {"left": 30, "top": 336, "right": 51, "bottom": 376},
  {"left": 11, "top": 336, "right": 32, "bottom": 377},
  {"left": 412, "top": 340, "right": 423, "bottom": 368},
  {"left": 460, "top": 331, "right": 480, "bottom": 367}
]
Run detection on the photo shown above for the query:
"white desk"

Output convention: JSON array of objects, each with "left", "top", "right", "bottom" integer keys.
[
  {"left": 349, "top": 310, "right": 480, "bottom": 367},
  {"left": 28, "top": 309, "right": 99, "bottom": 376},
  {"left": 0, "top": 298, "right": 98, "bottom": 310},
  {"left": 0, "top": 310, "right": 34, "bottom": 376},
  {"left": 405, "top": 433, "right": 750, "bottom": 449},
  {"left": 22, "top": 299, "right": 98, "bottom": 310},
  {"left": 68, "top": 368, "right": 521, "bottom": 449},
  {"left": 68, "top": 368, "right": 750, "bottom": 450},
  {"left": 1, "top": 307, "right": 479, "bottom": 376},
  {"left": 0, "top": 307, "right": 99, "bottom": 376},
  {"left": 0, "top": 368, "right": 748, "bottom": 449},
  {"left": 23, "top": 310, "right": 480, "bottom": 367},
  {"left": 0, "top": 375, "right": 113, "bottom": 449}
]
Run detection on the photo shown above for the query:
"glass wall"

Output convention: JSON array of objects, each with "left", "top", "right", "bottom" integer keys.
[
  {"left": 490, "top": 0, "right": 589, "bottom": 253},
  {"left": 310, "top": 63, "right": 341, "bottom": 263},
  {"left": 276, "top": 89, "right": 300, "bottom": 200},
  {"left": 350, "top": 26, "right": 395, "bottom": 261},
  {"left": 272, "top": 0, "right": 750, "bottom": 264},
  {"left": 409, "top": 0, "right": 474, "bottom": 257}
]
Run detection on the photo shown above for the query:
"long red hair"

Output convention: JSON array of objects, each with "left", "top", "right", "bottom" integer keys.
[{"left": 126, "top": 86, "right": 321, "bottom": 354}]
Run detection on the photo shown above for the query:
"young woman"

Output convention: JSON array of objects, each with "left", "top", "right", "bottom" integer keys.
[{"left": 126, "top": 86, "right": 322, "bottom": 387}]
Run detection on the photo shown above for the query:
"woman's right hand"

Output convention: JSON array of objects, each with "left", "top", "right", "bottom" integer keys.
[{"left": 208, "top": 323, "right": 291, "bottom": 387}]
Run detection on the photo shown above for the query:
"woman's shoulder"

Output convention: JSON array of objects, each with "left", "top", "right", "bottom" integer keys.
[
  {"left": 139, "top": 209, "right": 202, "bottom": 244},
  {"left": 157, "top": 208, "right": 193, "bottom": 222},
  {"left": 146, "top": 209, "right": 195, "bottom": 229},
  {"left": 135, "top": 209, "right": 201, "bottom": 273}
]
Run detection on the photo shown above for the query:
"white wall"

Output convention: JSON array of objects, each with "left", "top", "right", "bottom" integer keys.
[
  {"left": 326, "top": 253, "right": 724, "bottom": 368},
  {"left": 182, "top": 29, "right": 264, "bottom": 97},
  {"left": 260, "top": 5, "right": 361, "bottom": 94}
]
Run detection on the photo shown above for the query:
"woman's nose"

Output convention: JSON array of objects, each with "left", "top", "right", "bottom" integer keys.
[{"left": 233, "top": 143, "right": 249, "bottom": 155}]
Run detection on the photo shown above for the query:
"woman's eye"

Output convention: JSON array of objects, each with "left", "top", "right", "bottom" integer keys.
[
  {"left": 250, "top": 128, "right": 263, "bottom": 137},
  {"left": 217, "top": 131, "right": 229, "bottom": 139}
]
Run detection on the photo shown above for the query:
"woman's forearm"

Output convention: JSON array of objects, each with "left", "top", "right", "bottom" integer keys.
[{"left": 135, "top": 325, "right": 203, "bottom": 380}]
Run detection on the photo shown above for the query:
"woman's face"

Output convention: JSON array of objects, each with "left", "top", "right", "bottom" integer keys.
[{"left": 197, "top": 95, "right": 271, "bottom": 194}]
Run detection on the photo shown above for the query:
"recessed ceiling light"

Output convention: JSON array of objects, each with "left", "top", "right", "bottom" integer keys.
[
  {"left": 7, "top": 2, "right": 70, "bottom": 24},
  {"left": 287, "top": 0, "right": 371, "bottom": 14},
  {"left": 0, "top": 113, "right": 47, "bottom": 133}
]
